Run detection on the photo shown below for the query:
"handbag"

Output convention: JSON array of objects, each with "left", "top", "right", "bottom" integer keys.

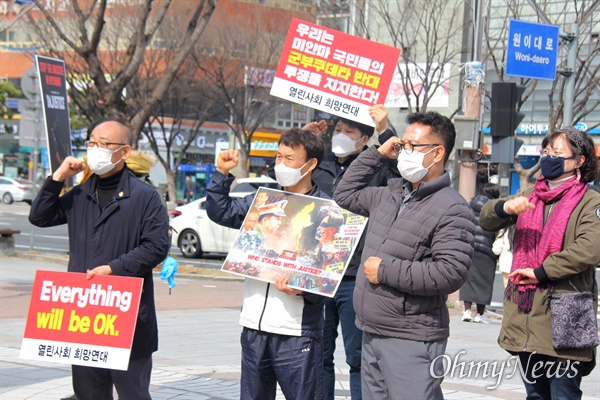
[{"left": 546, "top": 282, "right": 599, "bottom": 350}]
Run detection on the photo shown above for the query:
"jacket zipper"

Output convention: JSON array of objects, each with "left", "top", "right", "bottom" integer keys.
[{"left": 257, "top": 283, "right": 270, "bottom": 331}]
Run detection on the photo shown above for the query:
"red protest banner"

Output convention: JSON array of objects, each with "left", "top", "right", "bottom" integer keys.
[
  {"left": 20, "top": 270, "right": 143, "bottom": 370},
  {"left": 271, "top": 18, "right": 401, "bottom": 126}
]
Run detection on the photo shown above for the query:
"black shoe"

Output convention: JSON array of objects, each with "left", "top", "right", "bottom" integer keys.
[{"left": 60, "top": 395, "right": 77, "bottom": 400}]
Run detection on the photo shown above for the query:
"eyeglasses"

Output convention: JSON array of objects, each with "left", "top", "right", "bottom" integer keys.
[
  {"left": 84, "top": 140, "right": 126, "bottom": 149},
  {"left": 540, "top": 150, "right": 575, "bottom": 159},
  {"left": 393, "top": 142, "right": 439, "bottom": 154}
]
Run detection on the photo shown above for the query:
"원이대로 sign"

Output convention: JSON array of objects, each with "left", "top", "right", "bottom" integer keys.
[
  {"left": 271, "top": 18, "right": 401, "bottom": 126},
  {"left": 506, "top": 19, "right": 559, "bottom": 81},
  {"left": 20, "top": 270, "right": 143, "bottom": 371}
]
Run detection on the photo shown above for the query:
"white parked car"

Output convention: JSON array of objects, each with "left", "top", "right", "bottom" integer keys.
[
  {"left": 171, "top": 176, "right": 276, "bottom": 258},
  {"left": 0, "top": 177, "right": 35, "bottom": 204}
]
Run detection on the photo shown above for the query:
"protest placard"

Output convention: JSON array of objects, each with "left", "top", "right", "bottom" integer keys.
[
  {"left": 20, "top": 270, "right": 143, "bottom": 371},
  {"left": 36, "top": 55, "right": 72, "bottom": 177},
  {"left": 221, "top": 188, "right": 368, "bottom": 297},
  {"left": 270, "top": 18, "right": 401, "bottom": 126}
]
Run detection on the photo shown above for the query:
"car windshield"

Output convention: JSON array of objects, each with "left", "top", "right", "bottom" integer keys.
[{"left": 15, "top": 178, "right": 33, "bottom": 185}]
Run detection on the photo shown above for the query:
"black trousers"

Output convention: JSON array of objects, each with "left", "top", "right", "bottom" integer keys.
[
  {"left": 240, "top": 327, "right": 324, "bottom": 400},
  {"left": 72, "top": 355, "right": 152, "bottom": 400}
]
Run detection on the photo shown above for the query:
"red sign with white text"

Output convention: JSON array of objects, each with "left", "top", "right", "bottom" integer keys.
[
  {"left": 271, "top": 18, "right": 401, "bottom": 126},
  {"left": 20, "top": 270, "right": 143, "bottom": 370}
]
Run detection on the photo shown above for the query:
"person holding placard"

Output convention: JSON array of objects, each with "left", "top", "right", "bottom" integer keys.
[
  {"left": 29, "top": 119, "right": 170, "bottom": 400},
  {"left": 206, "top": 128, "right": 329, "bottom": 400}
]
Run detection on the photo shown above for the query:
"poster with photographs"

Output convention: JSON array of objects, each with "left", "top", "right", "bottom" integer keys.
[{"left": 221, "top": 188, "right": 368, "bottom": 297}]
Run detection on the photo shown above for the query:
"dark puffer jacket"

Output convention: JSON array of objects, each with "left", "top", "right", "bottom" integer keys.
[
  {"left": 334, "top": 147, "right": 476, "bottom": 341},
  {"left": 469, "top": 194, "right": 497, "bottom": 258}
]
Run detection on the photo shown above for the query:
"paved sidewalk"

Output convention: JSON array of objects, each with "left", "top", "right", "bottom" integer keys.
[{"left": 1, "top": 255, "right": 598, "bottom": 399}]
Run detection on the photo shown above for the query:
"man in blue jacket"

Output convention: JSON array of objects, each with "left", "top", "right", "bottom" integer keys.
[
  {"left": 29, "top": 120, "right": 170, "bottom": 400},
  {"left": 206, "top": 128, "right": 329, "bottom": 400}
]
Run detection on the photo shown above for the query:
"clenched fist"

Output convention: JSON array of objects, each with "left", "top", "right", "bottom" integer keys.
[
  {"left": 52, "top": 156, "right": 85, "bottom": 182},
  {"left": 369, "top": 104, "right": 389, "bottom": 134},
  {"left": 302, "top": 120, "right": 328, "bottom": 138},
  {"left": 503, "top": 197, "right": 536, "bottom": 216},
  {"left": 216, "top": 150, "right": 240, "bottom": 176}
]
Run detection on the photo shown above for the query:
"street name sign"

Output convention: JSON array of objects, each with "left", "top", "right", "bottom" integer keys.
[{"left": 506, "top": 19, "right": 559, "bottom": 81}]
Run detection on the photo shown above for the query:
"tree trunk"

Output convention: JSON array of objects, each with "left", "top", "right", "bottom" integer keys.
[{"left": 166, "top": 168, "right": 178, "bottom": 206}]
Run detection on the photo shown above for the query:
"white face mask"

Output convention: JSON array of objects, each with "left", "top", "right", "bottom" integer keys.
[
  {"left": 87, "top": 146, "right": 123, "bottom": 176},
  {"left": 396, "top": 147, "right": 437, "bottom": 183},
  {"left": 331, "top": 134, "right": 364, "bottom": 157},
  {"left": 274, "top": 160, "right": 310, "bottom": 187}
]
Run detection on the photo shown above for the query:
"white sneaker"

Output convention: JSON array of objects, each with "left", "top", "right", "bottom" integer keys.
[
  {"left": 473, "top": 314, "right": 491, "bottom": 324},
  {"left": 461, "top": 310, "right": 472, "bottom": 322}
]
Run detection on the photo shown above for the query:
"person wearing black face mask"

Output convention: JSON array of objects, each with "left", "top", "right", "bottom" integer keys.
[
  {"left": 540, "top": 151, "right": 577, "bottom": 181},
  {"left": 480, "top": 126, "right": 600, "bottom": 399}
]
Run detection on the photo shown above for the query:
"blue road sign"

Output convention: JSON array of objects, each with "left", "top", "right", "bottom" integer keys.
[{"left": 506, "top": 19, "right": 560, "bottom": 81}]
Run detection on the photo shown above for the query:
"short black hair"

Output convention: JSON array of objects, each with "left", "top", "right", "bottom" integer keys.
[
  {"left": 335, "top": 117, "right": 375, "bottom": 138},
  {"left": 406, "top": 112, "right": 456, "bottom": 164},
  {"left": 279, "top": 128, "right": 325, "bottom": 167},
  {"left": 482, "top": 183, "right": 500, "bottom": 199}
]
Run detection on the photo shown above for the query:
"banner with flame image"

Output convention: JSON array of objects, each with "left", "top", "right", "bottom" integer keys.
[{"left": 221, "top": 188, "right": 368, "bottom": 297}]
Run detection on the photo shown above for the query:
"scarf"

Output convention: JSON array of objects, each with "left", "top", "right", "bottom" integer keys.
[{"left": 507, "top": 174, "right": 587, "bottom": 312}]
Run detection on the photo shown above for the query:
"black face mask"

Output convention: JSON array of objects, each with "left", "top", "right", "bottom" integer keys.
[{"left": 540, "top": 155, "right": 575, "bottom": 180}]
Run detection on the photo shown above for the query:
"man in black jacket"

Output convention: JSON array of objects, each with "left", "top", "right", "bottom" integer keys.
[
  {"left": 308, "top": 105, "right": 399, "bottom": 400},
  {"left": 29, "top": 120, "right": 170, "bottom": 400}
]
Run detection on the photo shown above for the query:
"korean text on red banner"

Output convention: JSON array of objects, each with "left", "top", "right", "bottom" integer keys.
[{"left": 271, "top": 18, "right": 401, "bottom": 126}]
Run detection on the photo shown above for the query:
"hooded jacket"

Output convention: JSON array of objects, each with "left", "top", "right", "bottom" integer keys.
[
  {"left": 334, "top": 147, "right": 475, "bottom": 341},
  {"left": 206, "top": 171, "right": 329, "bottom": 337},
  {"left": 29, "top": 165, "right": 170, "bottom": 359}
]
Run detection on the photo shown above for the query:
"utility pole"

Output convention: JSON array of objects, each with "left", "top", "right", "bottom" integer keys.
[
  {"left": 561, "top": 23, "right": 578, "bottom": 126},
  {"left": 19, "top": 67, "right": 42, "bottom": 251},
  {"left": 457, "top": 0, "right": 487, "bottom": 202}
]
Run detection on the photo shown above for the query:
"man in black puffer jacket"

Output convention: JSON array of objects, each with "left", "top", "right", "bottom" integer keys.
[{"left": 334, "top": 111, "right": 475, "bottom": 400}]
